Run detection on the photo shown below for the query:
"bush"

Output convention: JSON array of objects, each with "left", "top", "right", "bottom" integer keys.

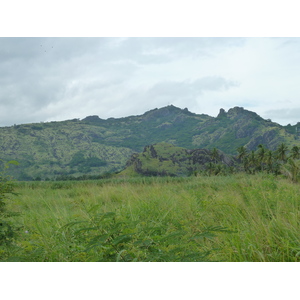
[
  {"left": 62, "top": 209, "right": 231, "bottom": 262},
  {"left": 0, "top": 160, "right": 20, "bottom": 246}
]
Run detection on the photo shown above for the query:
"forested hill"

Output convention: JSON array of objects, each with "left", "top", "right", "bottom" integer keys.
[{"left": 1, "top": 105, "right": 300, "bottom": 180}]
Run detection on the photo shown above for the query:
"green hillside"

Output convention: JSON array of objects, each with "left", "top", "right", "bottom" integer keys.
[
  {"left": 1, "top": 105, "right": 300, "bottom": 180},
  {"left": 0, "top": 119, "right": 134, "bottom": 180}
]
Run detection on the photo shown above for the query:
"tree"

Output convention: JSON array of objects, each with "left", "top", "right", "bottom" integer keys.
[
  {"left": 281, "top": 158, "right": 300, "bottom": 183},
  {"left": 244, "top": 150, "right": 257, "bottom": 174},
  {"left": 0, "top": 160, "right": 20, "bottom": 246},
  {"left": 265, "top": 150, "right": 274, "bottom": 173},
  {"left": 290, "top": 146, "right": 300, "bottom": 160},
  {"left": 206, "top": 162, "right": 215, "bottom": 176},
  {"left": 237, "top": 146, "right": 249, "bottom": 172},
  {"left": 277, "top": 143, "right": 288, "bottom": 162},
  {"left": 210, "top": 148, "right": 220, "bottom": 164},
  {"left": 237, "top": 146, "right": 248, "bottom": 161},
  {"left": 242, "top": 156, "right": 250, "bottom": 173},
  {"left": 256, "top": 144, "right": 267, "bottom": 171}
]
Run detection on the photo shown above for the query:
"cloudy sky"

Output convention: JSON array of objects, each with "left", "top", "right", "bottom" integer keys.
[{"left": 1, "top": 37, "right": 300, "bottom": 127}]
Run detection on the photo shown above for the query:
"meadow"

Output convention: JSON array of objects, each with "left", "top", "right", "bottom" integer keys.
[{"left": 1, "top": 173, "right": 300, "bottom": 262}]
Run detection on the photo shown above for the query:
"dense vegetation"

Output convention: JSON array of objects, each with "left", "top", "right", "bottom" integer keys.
[
  {"left": 1, "top": 173, "right": 300, "bottom": 262},
  {"left": 122, "top": 141, "right": 300, "bottom": 181},
  {"left": 0, "top": 160, "right": 20, "bottom": 248},
  {"left": 1, "top": 105, "right": 300, "bottom": 180}
]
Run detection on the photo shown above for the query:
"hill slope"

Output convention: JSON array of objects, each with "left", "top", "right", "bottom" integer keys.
[{"left": 1, "top": 105, "right": 299, "bottom": 180}]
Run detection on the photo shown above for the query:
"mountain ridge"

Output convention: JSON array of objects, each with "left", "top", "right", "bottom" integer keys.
[{"left": 1, "top": 105, "right": 300, "bottom": 180}]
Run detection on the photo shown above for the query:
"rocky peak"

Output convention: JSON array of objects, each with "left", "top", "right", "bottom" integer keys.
[
  {"left": 226, "top": 106, "right": 263, "bottom": 122},
  {"left": 217, "top": 108, "right": 227, "bottom": 118},
  {"left": 216, "top": 107, "right": 248, "bottom": 119},
  {"left": 227, "top": 106, "right": 245, "bottom": 117},
  {"left": 82, "top": 115, "right": 102, "bottom": 122},
  {"left": 142, "top": 105, "right": 191, "bottom": 122}
]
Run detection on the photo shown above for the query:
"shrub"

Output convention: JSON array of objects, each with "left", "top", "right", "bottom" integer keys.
[
  {"left": 0, "top": 160, "right": 20, "bottom": 246},
  {"left": 62, "top": 209, "right": 231, "bottom": 262}
]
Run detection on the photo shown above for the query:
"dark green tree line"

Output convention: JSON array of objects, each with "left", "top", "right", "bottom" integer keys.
[{"left": 235, "top": 143, "right": 300, "bottom": 182}]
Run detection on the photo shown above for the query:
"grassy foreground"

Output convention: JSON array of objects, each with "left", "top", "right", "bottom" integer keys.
[{"left": 2, "top": 174, "right": 300, "bottom": 262}]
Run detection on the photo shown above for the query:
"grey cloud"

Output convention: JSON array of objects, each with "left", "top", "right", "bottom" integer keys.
[
  {"left": 147, "top": 76, "right": 239, "bottom": 100},
  {"left": 0, "top": 37, "right": 247, "bottom": 69},
  {"left": 0, "top": 37, "right": 243, "bottom": 87},
  {"left": 0, "top": 38, "right": 141, "bottom": 125},
  {"left": 0, "top": 37, "right": 107, "bottom": 62},
  {"left": 193, "top": 76, "right": 240, "bottom": 91},
  {"left": 114, "top": 37, "right": 246, "bottom": 65},
  {"left": 263, "top": 108, "right": 300, "bottom": 125},
  {"left": 275, "top": 37, "right": 300, "bottom": 50}
]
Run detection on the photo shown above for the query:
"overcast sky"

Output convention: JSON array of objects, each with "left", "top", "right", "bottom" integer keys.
[{"left": 1, "top": 37, "right": 300, "bottom": 127}]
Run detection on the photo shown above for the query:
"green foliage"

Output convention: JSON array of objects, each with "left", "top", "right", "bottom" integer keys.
[
  {"left": 123, "top": 142, "right": 237, "bottom": 177},
  {"left": 62, "top": 210, "right": 224, "bottom": 262},
  {"left": 290, "top": 146, "right": 300, "bottom": 159},
  {"left": 69, "top": 152, "right": 86, "bottom": 167},
  {"left": 0, "top": 160, "right": 20, "bottom": 247},
  {"left": 234, "top": 143, "right": 300, "bottom": 181},
  {"left": 124, "top": 141, "right": 300, "bottom": 181},
  {"left": 85, "top": 157, "right": 107, "bottom": 168},
  {"left": 237, "top": 146, "right": 248, "bottom": 162},
  {"left": 210, "top": 148, "right": 220, "bottom": 163},
  {"left": 281, "top": 158, "right": 300, "bottom": 183},
  {"left": 68, "top": 152, "right": 108, "bottom": 174},
  {"left": 276, "top": 143, "right": 289, "bottom": 162}
]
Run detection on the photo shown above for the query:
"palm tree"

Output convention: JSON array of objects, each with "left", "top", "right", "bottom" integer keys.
[
  {"left": 281, "top": 158, "right": 300, "bottom": 182},
  {"left": 277, "top": 143, "right": 288, "bottom": 162},
  {"left": 237, "top": 146, "right": 248, "bottom": 161},
  {"left": 207, "top": 162, "right": 215, "bottom": 176},
  {"left": 248, "top": 150, "right": 257, "bottom": 174},
  {"left": 256, "top": 144, "right": 266, "bottom": 171},
  {"left": 242, "top": 156, "right": 250, "bottom": 173},
  {"left": 210, "top": 148, "right": 220, "bottom": 164},
  {"left": 290, "top": 146, "right": 300, "bottom": 160},
  {"left": 237, "top": 146, "right": 248, "bottom": 172},
  {"left": 265, "top": 150, "right": 273, "bottom": 172}
]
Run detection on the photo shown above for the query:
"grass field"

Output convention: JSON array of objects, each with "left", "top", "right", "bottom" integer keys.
[{"left": 2, "top": 173, "right": 300, "bottom": 262}]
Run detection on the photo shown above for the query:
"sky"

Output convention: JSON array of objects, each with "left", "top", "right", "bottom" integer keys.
[
  {"left": 0, "top": 37, "right": 300, "bottom": 126},
  {"left": 1, "top": 0, "right": 300, "bottom": 130},
  {"left": 1, "top": 36, "right": 300, "bottom": 127}
]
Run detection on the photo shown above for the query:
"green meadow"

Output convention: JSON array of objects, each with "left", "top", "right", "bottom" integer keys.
[{"left": 1, "top": 173, "right": 300, "bottom": 262}]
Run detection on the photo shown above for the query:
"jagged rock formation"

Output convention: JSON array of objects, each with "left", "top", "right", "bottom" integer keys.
[
  {"left": 192, "top": 106, "right": 297, "bottom": 153},
  {"left": 123, "top": 142, "right": 238, "bottom": 177}
]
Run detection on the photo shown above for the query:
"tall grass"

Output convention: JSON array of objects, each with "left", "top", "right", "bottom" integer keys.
[{"left": 2, "top": 174, "right": 300, "bottom": 261}]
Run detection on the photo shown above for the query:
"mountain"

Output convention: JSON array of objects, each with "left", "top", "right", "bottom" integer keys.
[{"left": 1, "top": 105, "right": 300, "bottom": 180}]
